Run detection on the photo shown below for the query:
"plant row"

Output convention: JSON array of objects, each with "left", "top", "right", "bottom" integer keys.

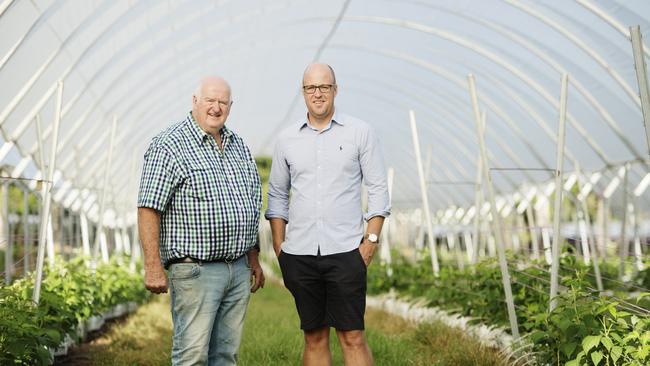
[
  {"left": 367, "top": 252, "right": 650, "bottom": 365},
  {"left": 0, "top": 257, "right": 149, "bottom": 365}
]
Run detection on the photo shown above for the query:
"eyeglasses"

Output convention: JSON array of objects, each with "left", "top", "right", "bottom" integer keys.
[{"left": 302, "top": 84, "right": 335, "bottom": 94}]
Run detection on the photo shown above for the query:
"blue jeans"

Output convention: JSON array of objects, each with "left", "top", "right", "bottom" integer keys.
[{"left": 169, "top": 255, "right": 251, "bottom": 366}]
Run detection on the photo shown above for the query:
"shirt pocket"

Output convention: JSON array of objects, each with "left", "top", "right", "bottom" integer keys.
[{"left": 187, "top": 165, "right": 220, "bottom": 201}]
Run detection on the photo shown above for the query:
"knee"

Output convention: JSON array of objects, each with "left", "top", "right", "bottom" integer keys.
[
  {"left": 304, "top": 327, "right": 329, "bottom": 349},
  {"left": 337, "top": 330, "right": 366, "bottom": 349}
]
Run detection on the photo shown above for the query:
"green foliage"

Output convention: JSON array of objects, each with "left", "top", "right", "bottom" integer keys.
[
  {"left": 566, "top": 294, "right": 650, "bottom": 366},
  {"left": 6, "top": 185, "right": 40, "bottom": 216},
  {"left": 0, "top": 257, "right": 148, "bottom": 365},
  {"left": 368, "top": 252, "right": 650, "bottom": 365}
]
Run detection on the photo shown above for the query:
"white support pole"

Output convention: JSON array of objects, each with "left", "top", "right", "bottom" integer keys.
[
  {"left": 513, "top": 212, "right": 524, "bottom": 253},
  {"left": 577, "top": 210, "right": 591, "bottom": 264},
  {"left": 630, "top": 26, "right": 650, "bottom": 155},
  {"left": 471, "top": 113, "right": 485, "bottom": 264},
  {"left": 93, "top": 116, "right": 118, "bottom": 264},
  {"left": 33, "top": 81, "right": 63, "bottom": 304},
  {"left": 80, "top": 212, "right": 90, "bottom": 256},
  {"left": 58, "top": 207, "right": 64, "bottom": 260},
  {"left": 23, "top": 188, "right": 30, "bottom": 273},
  {"left": 525, "top": 206, "right": 540, "bottom": 260},
  {"left": 468, "top": 74, "right": 519, "bottom": 338},
  {"left": 576, "top": 170, "right": 604, "bottom": 292},
  {"left": 409, "top": 110, "right": 440, "bottom": 276},
  {"left": 601, "top": 197, "right": 610, "bottom": 261},
  {"left": 619, "top": 164, "right": 630, "bottom": 279},
  {"left": 415, "top": 148, "right": 433, "bottom": 251},
  {"left": 631, "top": 200, "right": 644, "bottom": 273},
  {"left": 2, "top": 182, "right": 11, "bottom": 284},
  {"left": 550, "top": 74, "right": 569, "bottom": 312},
  {"left": 74, "top": 211, "right": 81, "bottom": 251},
  {"left": 46, "top": 216, "right": 54, "bottom": 267}
]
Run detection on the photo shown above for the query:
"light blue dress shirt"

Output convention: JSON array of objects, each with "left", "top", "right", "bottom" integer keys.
[{"left": 265, "top": 111, "right": 391, "bottom": 256}]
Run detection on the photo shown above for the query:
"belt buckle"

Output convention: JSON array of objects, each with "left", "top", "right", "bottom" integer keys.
[{"left": 224, "top": 255, "right": 237, "bottom": 264}]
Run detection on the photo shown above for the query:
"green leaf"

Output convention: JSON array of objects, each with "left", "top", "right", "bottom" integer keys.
[
  {"left": 565, "top": 359, "right": 580, "bottom": 366},
  {"left": 610, "top": 346, "right": 622, "bottom": 363},
  {"left": 590, "top": 350, "right": 603, "bottom": 365},
  {"left": 562, "top": 342, "right": 578, "bottom": 357},
  {"left": 529, "top": 330, "right": 546, "bottom": 343},
  {"left": 36, "top": 346, "right": 52, "bottom": 366},
  {"left": 608, "top": 305, "right": 618, "bottom": 317},
  {"left": 600, "top": 336, "right": 613, "bottom": 351},
  {"left": 42, "top": 328, "right": 61, "bottom": 344},
  {"left": 638, "top": 345, "right": 650, "bottom": 359},
  {"left": 582, "top": 335, "right": 601, "bottom": 353},
  {"left": 559, "top": 318, "right": 573, "bottom": 332}
]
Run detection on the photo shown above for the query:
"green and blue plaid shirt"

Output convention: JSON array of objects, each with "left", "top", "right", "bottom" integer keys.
[{"left": 137, "top": 112, "right": 261, "bottom": 267}]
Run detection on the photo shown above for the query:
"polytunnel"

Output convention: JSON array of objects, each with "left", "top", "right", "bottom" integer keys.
[{"left": 1, "top": 0, "right": 650, "bottom": 364}]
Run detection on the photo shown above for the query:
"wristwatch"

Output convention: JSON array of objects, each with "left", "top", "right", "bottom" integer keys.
[{"left": 366, "top": 233, "right": 379, "bottom": 244}]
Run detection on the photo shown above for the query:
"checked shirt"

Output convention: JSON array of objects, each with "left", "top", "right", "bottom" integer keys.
[{"left": 138, "top": 113, "right": 261, "bottom": 267}]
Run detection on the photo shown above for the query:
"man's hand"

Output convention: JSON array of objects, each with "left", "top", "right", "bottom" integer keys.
[
  {"left": 358, "top": 240, "right": 377, "bottom": 267},
  {"left": 247, "top": 250, "right": 265, "bottom": 293},
  {"left": 144, "top": 262, "right": 168, "bottom": 294}
]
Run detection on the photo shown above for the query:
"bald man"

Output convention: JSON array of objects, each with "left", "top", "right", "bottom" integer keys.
[
  {"left": 138, "top": 76, "right": 264, "bottom": 365},
  {"left": 266, "top": 63, "right": 390, "bottom": 366}
]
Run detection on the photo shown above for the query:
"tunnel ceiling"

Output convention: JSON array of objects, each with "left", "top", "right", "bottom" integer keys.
[{"left": 1, "top": 0, "right": 649, "bottom": 225}]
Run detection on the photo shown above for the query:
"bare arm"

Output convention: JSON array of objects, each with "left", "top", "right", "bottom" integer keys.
[
  {"left": 269, "top": 218, "right": 287, "bottom": 257},
  {"left": 138, "top": 207, "right": 168, "bottom": 294},
  {"left": 359, "top": 215, "right": 386, "bottom": 266}
]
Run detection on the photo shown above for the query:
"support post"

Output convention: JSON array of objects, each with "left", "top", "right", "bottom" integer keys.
[
  {"left": 33, "top": 81, "right": 63, "bottom": 304},
  {"left": 576, "top": 169, "right": 604, "bottom": 291},
  {"left": 471, "top": 114, "right": 485, "bottom": 264},
  {"left": 525, "top": 206, "right": 540, "bottom": 260},
  {"left": 619, "top": 164, "right": 630, "bottom": 279},
  {"left": 549, "top": 74, "right": 569, "bottom": 312},
  {"left": 630, "top": 26, "right": 650, "bottom": 155},
  {"left": 2, "top": 182, "right": 11, "bottom": 284},
  {"left": 468, "top": 74, "right": 519, "bottom": 338},
  {"left": 409, "top": 110, "right": 440, "bottom": 276},
  {"left": 80, "top": 212, "right": 90, "bottom": 256},
  {"left": 23, "top": 188, "right": 30, "bottom": 273}
]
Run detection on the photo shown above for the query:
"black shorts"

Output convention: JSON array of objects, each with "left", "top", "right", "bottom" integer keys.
[{"left": 278, "top": 248, "right": 367, "bottom": 331}]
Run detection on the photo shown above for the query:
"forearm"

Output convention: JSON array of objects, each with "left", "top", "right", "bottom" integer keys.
[
  {"left": 138, "top": 207, "right": 163, "bottom": 268},
  {"left": 269, "top": 218, "right": 287, "bottom": 255},
  {"left": 366, "top": 216, "right": 385, "bottom": 237}
]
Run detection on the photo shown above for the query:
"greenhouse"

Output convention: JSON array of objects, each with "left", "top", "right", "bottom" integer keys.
[{"left": 1, "top": 0, "right": 649, "bottom": 365}]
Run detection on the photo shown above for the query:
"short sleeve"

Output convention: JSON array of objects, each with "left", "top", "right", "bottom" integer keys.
[{"left": 137, "top": 145, "right": 182, "bottom": 212}]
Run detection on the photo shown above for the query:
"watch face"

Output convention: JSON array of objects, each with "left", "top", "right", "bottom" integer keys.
[{"left": 368, "top": 234, "right": 378, "bottom": 243}]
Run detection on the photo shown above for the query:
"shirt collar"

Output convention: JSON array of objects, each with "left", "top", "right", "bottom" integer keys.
[
  {"left": 299, "top": 109, "right": 344, "bottom": 131},
  {"left": 186, "top": 111, "right": 233, "bottom": 145}
]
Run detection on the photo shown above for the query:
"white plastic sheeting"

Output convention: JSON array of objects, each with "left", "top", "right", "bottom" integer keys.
[{"left": 1, "top": 0, "right": 649, "bottom": 225}]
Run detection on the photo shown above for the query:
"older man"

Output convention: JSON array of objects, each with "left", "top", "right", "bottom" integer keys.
[
  {"left": 266, "top": 63, "right": 390, "bottom": 366},
  {"left": 138, "top": 76, "right": 264, "bottom": 365}
]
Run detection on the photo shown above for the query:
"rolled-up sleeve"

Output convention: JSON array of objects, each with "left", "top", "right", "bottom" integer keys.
[
  {"left": 359, "top": 125, "right": 391, "bottom": 221},
  {"left": 265, "top": 139, "right": 290, "bottom": 222}
]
